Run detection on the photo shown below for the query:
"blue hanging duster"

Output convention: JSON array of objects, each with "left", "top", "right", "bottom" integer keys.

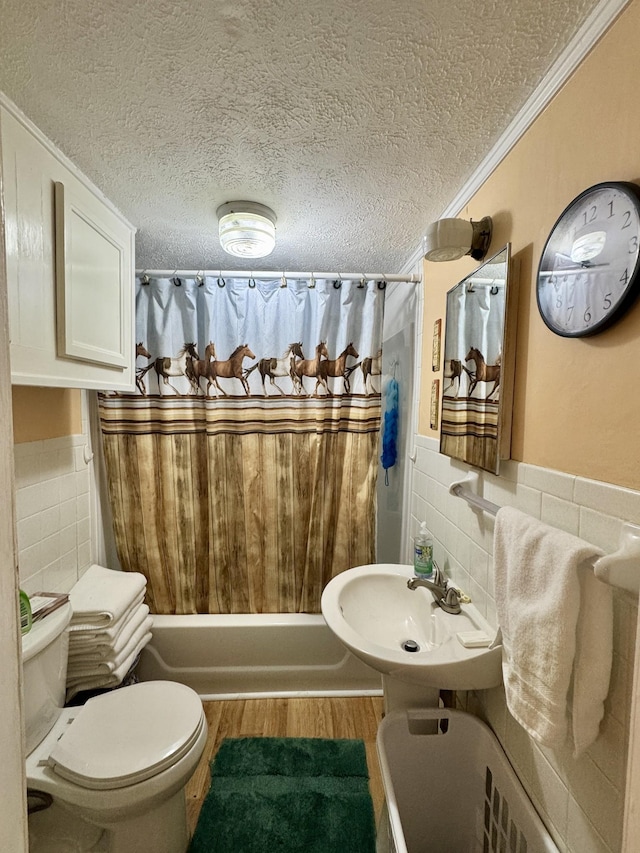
[{"left": 381, "top": 374, "right": 399, "bottom": 485}]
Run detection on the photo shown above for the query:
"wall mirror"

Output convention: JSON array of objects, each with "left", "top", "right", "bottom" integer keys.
[{"left": 439, "top": 244, "right": 517, "bottom": 474}]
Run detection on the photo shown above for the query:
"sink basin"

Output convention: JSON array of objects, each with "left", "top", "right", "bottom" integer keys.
[{"left": 321, "top": 563, "right": 502, "bottom": 691}]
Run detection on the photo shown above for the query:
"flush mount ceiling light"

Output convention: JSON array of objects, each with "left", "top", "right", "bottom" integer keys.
[
  {"left": 216, "top": 201, "right": 277, "bottom": 258},
  {"left": 423, "top": 216, "right": 493, "bottom": 262}
]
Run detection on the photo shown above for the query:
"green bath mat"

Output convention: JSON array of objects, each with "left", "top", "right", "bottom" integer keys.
[{"left": 189, "top": 737, "right": 376, "bottom": 853}]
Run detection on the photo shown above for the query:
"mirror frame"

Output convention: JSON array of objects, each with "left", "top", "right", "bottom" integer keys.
[{"left": 439, "top": 244, "right": 518, "bottom": 474}]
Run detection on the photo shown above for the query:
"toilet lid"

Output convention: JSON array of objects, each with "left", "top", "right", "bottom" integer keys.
[{"left": 48, "top": 681, "right": 205, "bottom": 790}]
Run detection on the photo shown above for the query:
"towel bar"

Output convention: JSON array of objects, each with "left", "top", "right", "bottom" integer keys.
[
  {"left": 448, "top": 471, "right": 640, "bottom": 594},
  {"left": 449, "top": 472, "right": 501, "bottom": 516}
]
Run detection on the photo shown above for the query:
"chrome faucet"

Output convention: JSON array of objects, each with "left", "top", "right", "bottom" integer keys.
[{"left": 407, "top": 563, "right": 462, "bottom": 614}]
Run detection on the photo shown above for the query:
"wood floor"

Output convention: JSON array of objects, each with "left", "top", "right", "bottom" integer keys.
[{"left": 185, "top": 696, "right": 386, "bottom": 836}]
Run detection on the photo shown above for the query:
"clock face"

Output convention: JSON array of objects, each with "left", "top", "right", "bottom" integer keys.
[{"left": 536, "top": 182, "right": 640, "bottom": 337}]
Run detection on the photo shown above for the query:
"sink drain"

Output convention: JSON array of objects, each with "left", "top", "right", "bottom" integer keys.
[{"left": 401, "top": 639, "right": 420, "bottom": 653}]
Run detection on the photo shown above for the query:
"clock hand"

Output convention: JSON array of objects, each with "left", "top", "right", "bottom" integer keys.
[
  {"left": 539, "top": 263, "right": 610, "bottom": 277},
  {"left": 554, "top": 252, "right": 610, "bottom": 269}
]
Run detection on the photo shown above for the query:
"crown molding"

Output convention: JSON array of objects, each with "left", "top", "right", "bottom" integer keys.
[{"left": 401, "top": 0, "right": 630, "bottom": 275}]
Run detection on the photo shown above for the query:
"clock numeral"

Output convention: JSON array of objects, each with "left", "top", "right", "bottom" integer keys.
[
  {"left": 630, "top": 235, "right": 638, "bottom": 253},
  {"left": 567, "top": 305, "right": 575, "bottom": 323},
  {"left": 584, "top": 307, "right": 592, "bottom": 324},
  {"left": 582, "top": 205, "right": 598, "bottom": 226},
  {"left": 608, "top": 200, "right": 615, "bottom": 218},
  {"left": 622, "top": 210, "right": 632, "bottom": 229},
  {"left": 603, "top": 293, "right": 613, "bottom": 310},
  {"left": 620, "top": 268, "right": 629, "bottom": 285},
  {"left": 555, "top": 296, "right": 563, "bottom": 309}
]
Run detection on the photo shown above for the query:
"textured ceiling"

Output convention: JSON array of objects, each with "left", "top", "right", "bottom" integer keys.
[{"left": 0, "top": 0, "right": 603, "bottom": 273}]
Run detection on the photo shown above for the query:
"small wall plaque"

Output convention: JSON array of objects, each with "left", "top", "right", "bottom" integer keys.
[
  {"left": 432, "top": 319, "right": 442, "bottom": 372},
  {"left": 430, "top": 379, "right": 440, "bottom": 430}
]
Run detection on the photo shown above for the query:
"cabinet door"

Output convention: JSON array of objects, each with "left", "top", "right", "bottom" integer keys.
[
  {"left": 55, "top": 181, "right": 129, "bottom": 368},
  {"left": 1, "top": 101, "right": 136, "bottom": 391}
]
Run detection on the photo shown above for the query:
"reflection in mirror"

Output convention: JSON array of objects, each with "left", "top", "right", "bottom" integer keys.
[{"left": 440, "top": 245, "right": 516, "bottom": 474}]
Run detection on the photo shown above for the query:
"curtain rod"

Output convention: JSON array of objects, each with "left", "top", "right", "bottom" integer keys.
[{"left": 136, "top": 269, "right": 421, "bottom": 283}]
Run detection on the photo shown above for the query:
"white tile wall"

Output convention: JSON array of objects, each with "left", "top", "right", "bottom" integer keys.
[
  {"left": 14, "top": 407, "right": 94, "bottom": 595},
  {"left": 409, "top": 434, "right": 638, "bottom": 853}
]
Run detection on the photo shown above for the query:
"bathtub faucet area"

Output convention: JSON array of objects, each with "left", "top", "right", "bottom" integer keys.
[{"left": 407, "top": 564, "right": 462, "bottom": 615}]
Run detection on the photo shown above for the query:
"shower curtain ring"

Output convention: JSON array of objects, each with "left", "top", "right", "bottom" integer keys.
[
  {"left": 490, "top": 284, "right": 499, "bottom": 295},
  {"left": 217, "top": 276, "right": 226, "bottom": 288},
  {"left": 377, "top": 279, "right": 386, "bottom": 290},
  {"left": 172, "top": 276, "right": 182, "bottom": 287},
  {"left": 333, "top": 276, "right": 342, "bottom": 289},
  {"left": 309, "top": 274, "right": 316, "bottom": 289},
  {"left": 358, "top": 275, "right": 366, "bottom": 289},
  {"left": 248, "top": 275, "right": 256, "bottom": 288},
  {"left": 140, "top": 271, "right": 150, "bottom": 285},
  {"left": 280, "top": 273, "right": 287, "bottom": 288}
]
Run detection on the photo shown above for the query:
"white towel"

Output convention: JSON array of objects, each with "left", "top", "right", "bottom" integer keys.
[
  {"left": 67, "top": 616, "right": 153, "bottom": 677},
  {"left": 68, "top": 604, "right": 150, "bottom": 659},
  {"left": 68, "top": 592, "right": 146, "bottom": 637},
  {"left": 68, "top": 608, "right": 152, "bottom": 663},
  {"left": 65, "top": 638, "right": 150, "bottom": 702},
  {"left": 494, "top": 506, "right": 613, "bottom": 757},
  {"left": 69, "top": 565, "right": 147, "bottom": 628}
]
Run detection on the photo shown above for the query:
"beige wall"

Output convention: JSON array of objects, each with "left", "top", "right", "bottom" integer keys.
[
  {"left": 419, "top": 0, "right": 640, "bottom": 491},
  {"left": 12, "top": 387, "right": 82, "bottom": 443}
]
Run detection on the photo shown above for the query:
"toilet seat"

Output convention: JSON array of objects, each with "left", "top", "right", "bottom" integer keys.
[{"left": 47, "top": 681, "right": 205, "bottom": 790}]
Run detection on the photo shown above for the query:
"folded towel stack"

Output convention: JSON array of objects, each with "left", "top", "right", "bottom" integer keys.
[
  {"left": 494, "top": 507, "right": 613, "bottom": 757},
  {"left": 66, "top": 565, "right": 153, "bottom": 701}
]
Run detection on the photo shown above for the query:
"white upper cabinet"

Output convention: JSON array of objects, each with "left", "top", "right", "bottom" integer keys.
[{"left": 1, "top": 97, "right": 136, "bottom": 390}]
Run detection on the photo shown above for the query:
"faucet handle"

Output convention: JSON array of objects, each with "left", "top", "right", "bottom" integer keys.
[
  {"left": 444, "top": 587, "right": 461, "bottom": 605},
  {"left": 431, "top": 560, "right": 446, "bottom": 586},
  {"left": 441, "top": 586, "right": 462, "bottom": 615}
]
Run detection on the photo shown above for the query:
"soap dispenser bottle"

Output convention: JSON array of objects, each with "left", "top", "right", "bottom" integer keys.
[{"left": 413, "top": 522, "right": 433, "bottom": 577}]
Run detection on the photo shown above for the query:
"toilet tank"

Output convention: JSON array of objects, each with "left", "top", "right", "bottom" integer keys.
[{"left": 21, "top": 603, "right": 72, "bottom": 754}]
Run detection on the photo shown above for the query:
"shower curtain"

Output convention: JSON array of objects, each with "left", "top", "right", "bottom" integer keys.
[{"left": 98, "top": 275, "right": 385, "bottom": 614}]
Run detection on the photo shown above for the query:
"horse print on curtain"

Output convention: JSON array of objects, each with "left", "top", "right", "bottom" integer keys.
[{"left": 99, "top": 276, "right": 385, "bottom": 615}]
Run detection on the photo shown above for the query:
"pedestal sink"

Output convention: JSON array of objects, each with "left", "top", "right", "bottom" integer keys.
[{"left": 321, "top": 563, "right": 502, "bottom": 699}]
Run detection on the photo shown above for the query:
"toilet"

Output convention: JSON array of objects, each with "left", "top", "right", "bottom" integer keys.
[{"left": 23, "top": 601, "right": 208, "bottom": 853}]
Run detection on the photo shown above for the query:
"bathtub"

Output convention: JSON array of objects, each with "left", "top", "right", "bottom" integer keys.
[{"left": 137, "top": 613, "right": 383, "bottom": 700}]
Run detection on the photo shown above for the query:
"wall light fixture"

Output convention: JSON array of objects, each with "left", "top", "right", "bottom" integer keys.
[{"left": 423, "top": 216, "right": 493, "bottom": 262}]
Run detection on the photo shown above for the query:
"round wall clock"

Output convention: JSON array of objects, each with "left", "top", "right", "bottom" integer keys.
[{"left": 536, "top": 181, "right": 640, "bottom": 337}]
